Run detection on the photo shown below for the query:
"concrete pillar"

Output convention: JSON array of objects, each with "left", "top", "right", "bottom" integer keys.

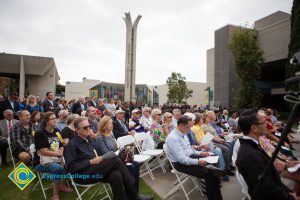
[
  {"left": 19, "top": 55, "right": 25, "bottom": 99},
  {"left": 123, "top": 12, "right": 141, "bottom": 102}
]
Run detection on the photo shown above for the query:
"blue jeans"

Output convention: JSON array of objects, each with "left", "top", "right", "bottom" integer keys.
[
  {"left": 211, "top": 147, "right": 225, "bottom": 170},
  {"left": 35, "top": 162, "right": 65, "bottom": 181}
]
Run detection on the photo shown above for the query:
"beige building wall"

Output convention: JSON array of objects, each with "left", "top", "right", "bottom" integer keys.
[
  {"left": 65, "top": 79, "right": 100, "bottom": 100},
  {"left": 256, "top": 17, "right": 290, "bottom": 62},
  {"left": 27, "top": 66, "right": 58, "bottom": 98},
  {"left": 154, "top": 82, "right": 207, "bottom": 106}
]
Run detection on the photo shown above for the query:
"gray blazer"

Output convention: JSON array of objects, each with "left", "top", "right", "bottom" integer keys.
[{"left": 0, "top": 119, "right": 19, "bottom": 138}]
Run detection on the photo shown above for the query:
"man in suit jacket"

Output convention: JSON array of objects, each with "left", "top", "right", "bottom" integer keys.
[
  {"left": 1, "top": 93, "right": 20, "bottom": 119},
  {"left": 236, "top": 109, "right": 295, "bottom": 200},
  {"left": 43, "top": 92, "right": 56, "bottom": 112},
  {"left": 72, "top": 96, "right": 87, "bottom": 114},
  {"left": 0, "top": 109, "right": 19, "bottom": 167},
  {"left": 113, "top": 110, "right": 134, "bottom": 139}
]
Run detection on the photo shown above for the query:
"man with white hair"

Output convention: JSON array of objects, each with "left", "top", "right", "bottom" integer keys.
[
  {"left": 139, "top": 107, "right": 153, "bottom": 132},
  {"left": 0, "top": 109, "right": 19, "bottom": 167},
  {"left": 72, "top": 96, "right": 87, "bottom": 114},
  {"left": 222, "top": 110, "right": 229, "bottom": 122},
  {"left": 56, "top": 110, "right": 69, "bottom": 131},
  {"left": 172, "top": 109, "right": 181, "bottom": 128}
]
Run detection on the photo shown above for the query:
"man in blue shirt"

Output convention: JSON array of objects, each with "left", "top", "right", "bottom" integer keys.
[{"left": 166, "top": 115, "right": 225, "bottom": 200}]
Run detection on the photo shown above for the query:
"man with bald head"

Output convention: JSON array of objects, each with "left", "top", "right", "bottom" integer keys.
[
  {"left": 0, "top": 109, "right": 19, "bottom": 167},
  {"left": 56, "top": 110, "right": 69, "bottom": 131},
  {"left": 72, "top": 96, "right": 87, "bottom": 114},
  {"left": 11, "top": 110, "right": 35, "bottom": 166}
]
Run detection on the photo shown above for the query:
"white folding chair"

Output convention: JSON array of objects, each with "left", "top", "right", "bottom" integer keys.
[
  {"left": 30, "top": 144, "right": 53, "bottom": 199},
  {"left": 61, "top": 157, "right": 111, "bottom": 200},
  {"left": 69, "top": 175, "right": 111, "bottom": 200},
  {"left": 7, "top": 136, "right": 19, "bottom": 168},
  {"left": 163, "top": 144, "right": 204, "bottom": 200},
  {"left": 116, "top": 135, "right": 154, "bottom": 180},
  {"left": 133, "top": 132, "right": 166, "bottom": 174},
  {"left": 236, "top": 170, "right": 251, "bottom": 200}
]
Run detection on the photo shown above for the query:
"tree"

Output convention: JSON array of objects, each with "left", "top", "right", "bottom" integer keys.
[
  {"left": 286, "top": 0, "right": 300, "bottom": 91},
  {"left": 166, "top": 72, "right": 193, "bottom": 103},
  {"left": 229, "top": 27, "right": 264, "bottom": 111},
  {"left": 56, "top": 84, "right": 65, "bottom": 94}
]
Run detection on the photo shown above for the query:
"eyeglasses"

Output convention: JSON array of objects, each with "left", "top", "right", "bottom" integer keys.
[
  {"left": 81, "top": 125, "right": 92, "bottom": 130},
  {"left": 167, "top": 116, "right": 172, "bottom": 118},
  {"left": 49, "top": 117, "right": 57, "bottom": 121},
  {"left": 255, "top": 121, "right": 266, "bottom": 125},
  {"left": 157, "top": 114, "right": 161, "bottom": 116}
]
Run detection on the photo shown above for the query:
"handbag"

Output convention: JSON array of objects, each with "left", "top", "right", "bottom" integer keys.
[
  {"left": 118, "top": 146, "right": 134, "bottom": 164},
  {"left": 38, "top": 152, "right": 62, "bottom": 165}
]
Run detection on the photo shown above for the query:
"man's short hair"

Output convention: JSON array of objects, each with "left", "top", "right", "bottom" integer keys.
[
  {"left": 3, "top": 109, "right": 13, "bottom": 115},
  {"left": 177, "top": 115, "right": 192, "bottom": 126},
  {"left": 46, "top": 92, "right": 52, "bottom": 97},
  {"left": 172, "top": 109, "right": 181, "bottom": 115},
  {"left": 238, "top": 108, "right": 259, "bottom": 135},
  {"left": 74, "top": 116, "right": 88, "bottom": 129}
]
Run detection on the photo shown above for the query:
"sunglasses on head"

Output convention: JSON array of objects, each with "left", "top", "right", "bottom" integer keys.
[{"left": 81, "top": 125, "right": 92, "bottom": 130}]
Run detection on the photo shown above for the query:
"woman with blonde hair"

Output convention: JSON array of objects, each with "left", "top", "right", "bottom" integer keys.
[
  {"left": 150, "top": 108, "right": 165, "bottom": 149},
  {"left": 25, "top": 94, "right": 42, "bottom": 114},
  {"left": 162, "top": 112, "right": 174, "bottom": 136},
  {"left": 95, "top": 116, "right": 141, "bottom": 192}
]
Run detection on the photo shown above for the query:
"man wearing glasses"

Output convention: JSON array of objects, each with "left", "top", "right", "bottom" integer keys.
[
  {"left": 11, "top": 110, "right": 34, "bottom": 166},
  {"left": 64, "top": 116, "right": 153, "bottom": 200},
  {"left": 236, "top": 109, "right": 296, "bottom": 200}
]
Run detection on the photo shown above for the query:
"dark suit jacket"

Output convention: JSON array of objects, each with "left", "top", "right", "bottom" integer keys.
[
  {"left": 236, "top": 138, "right": 293, "bottom": 200},
  {"left": 72, "top": 101, "right": 88, "bottom": 114},
  {"left": 43, "top": 99, "right": 57, "bottom": 112},
  {"left": 2, "top": 99, "right": 20, "bottom": 112},
  {"left": 113, "top": 120, "right": 129, "bottom": 139}
]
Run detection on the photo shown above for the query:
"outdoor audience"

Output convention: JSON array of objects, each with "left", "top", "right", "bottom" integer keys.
[{"left": 2, "top": 91, "right": 300, "bottom": 200}]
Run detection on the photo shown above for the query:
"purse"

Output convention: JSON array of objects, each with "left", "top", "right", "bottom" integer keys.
[
  {"left": 38, "top": 152, "right": 62, "bottom": 165},
  {"left": 118, "top": 146, "right": 134, "bottom": 164}
]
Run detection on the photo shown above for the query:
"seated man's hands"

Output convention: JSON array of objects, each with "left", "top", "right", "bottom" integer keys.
[
  {"left": 200, "top": 152, "right": 209, "bottom": 157},
  {"left": 90, "top": 156, "right": 103, "bottom": 165},
  {"left": 198, "top": 160, "right": 207, "bottom": 167},
  {"left": 128, "top": 130, "right": 136, "bottom": 135}
]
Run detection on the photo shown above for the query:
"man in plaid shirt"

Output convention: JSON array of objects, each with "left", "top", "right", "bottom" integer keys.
[{"left": 11, "top": 110, "right": 35, "bottom": 166}]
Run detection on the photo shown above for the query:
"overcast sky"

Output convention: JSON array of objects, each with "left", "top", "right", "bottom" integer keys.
[{"left": 0, "top": 0, "right": 293, "bottom": 85}]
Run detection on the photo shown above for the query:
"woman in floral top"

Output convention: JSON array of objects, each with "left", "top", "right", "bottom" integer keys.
[{"left": 150, "top": 109, "right": 165, "bottom": 149}]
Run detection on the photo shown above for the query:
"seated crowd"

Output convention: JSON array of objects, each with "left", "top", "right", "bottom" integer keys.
[{"left": 0, "top": 91, "right": 300, "bottom": 200}]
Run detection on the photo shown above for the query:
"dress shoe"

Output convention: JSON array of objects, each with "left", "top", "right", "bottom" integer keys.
[
  {"left": 137, "top": 194, "right": 153, "bottom": 200},
  {"left": 227, "top": 170, "right": 235, "bottom": 176},
  {"left": 222, "top": 175, "right": 229, "bottom": 182},
  {"left": 205, "top": 165, "right": 226, "bottom": 177}
]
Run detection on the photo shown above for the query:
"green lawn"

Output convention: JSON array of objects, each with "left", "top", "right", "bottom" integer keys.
[{"left": 0, "top": 161, "right": 161, "bottom": 200}]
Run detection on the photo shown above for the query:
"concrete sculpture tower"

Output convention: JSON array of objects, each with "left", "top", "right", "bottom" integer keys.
[{"left": 123, "top": 12, "right": 142, "bottom": 102}]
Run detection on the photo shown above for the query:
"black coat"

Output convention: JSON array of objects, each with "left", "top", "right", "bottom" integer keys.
[
  {"left": 112, "top": 120, "right": 129, "bottom": 139},
  {"left": 236, "top": 138, "right": 293, "bottom": 200},
  {"left": 1, "top": 99, "right": 20, "bottom": 112},
  {"left": 72, "top": 101, "right": 87, "bottom": 114}
]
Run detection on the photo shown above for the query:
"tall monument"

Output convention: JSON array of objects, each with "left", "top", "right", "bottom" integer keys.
[{"left": 123, "top": 12, "right": 142, "bottom": 102}]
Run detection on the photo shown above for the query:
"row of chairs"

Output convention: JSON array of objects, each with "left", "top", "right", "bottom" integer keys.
[{"left": 116, "top": 132, "right": 166, "bottom": 180}]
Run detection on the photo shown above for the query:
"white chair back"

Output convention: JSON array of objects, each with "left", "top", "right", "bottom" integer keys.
[
  {"left": 133, "top": 132, "right": 149, "bottom": 142},
  {"left": 116, "top": 135, "right": 135, "bottom": 147},
  {"left": 236, "top": 170, "right": 251, "bottom": 200}
]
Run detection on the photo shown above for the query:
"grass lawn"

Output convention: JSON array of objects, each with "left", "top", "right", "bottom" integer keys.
[{"left": 0, "top": 160, "right": 162, "bottom": 200}]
